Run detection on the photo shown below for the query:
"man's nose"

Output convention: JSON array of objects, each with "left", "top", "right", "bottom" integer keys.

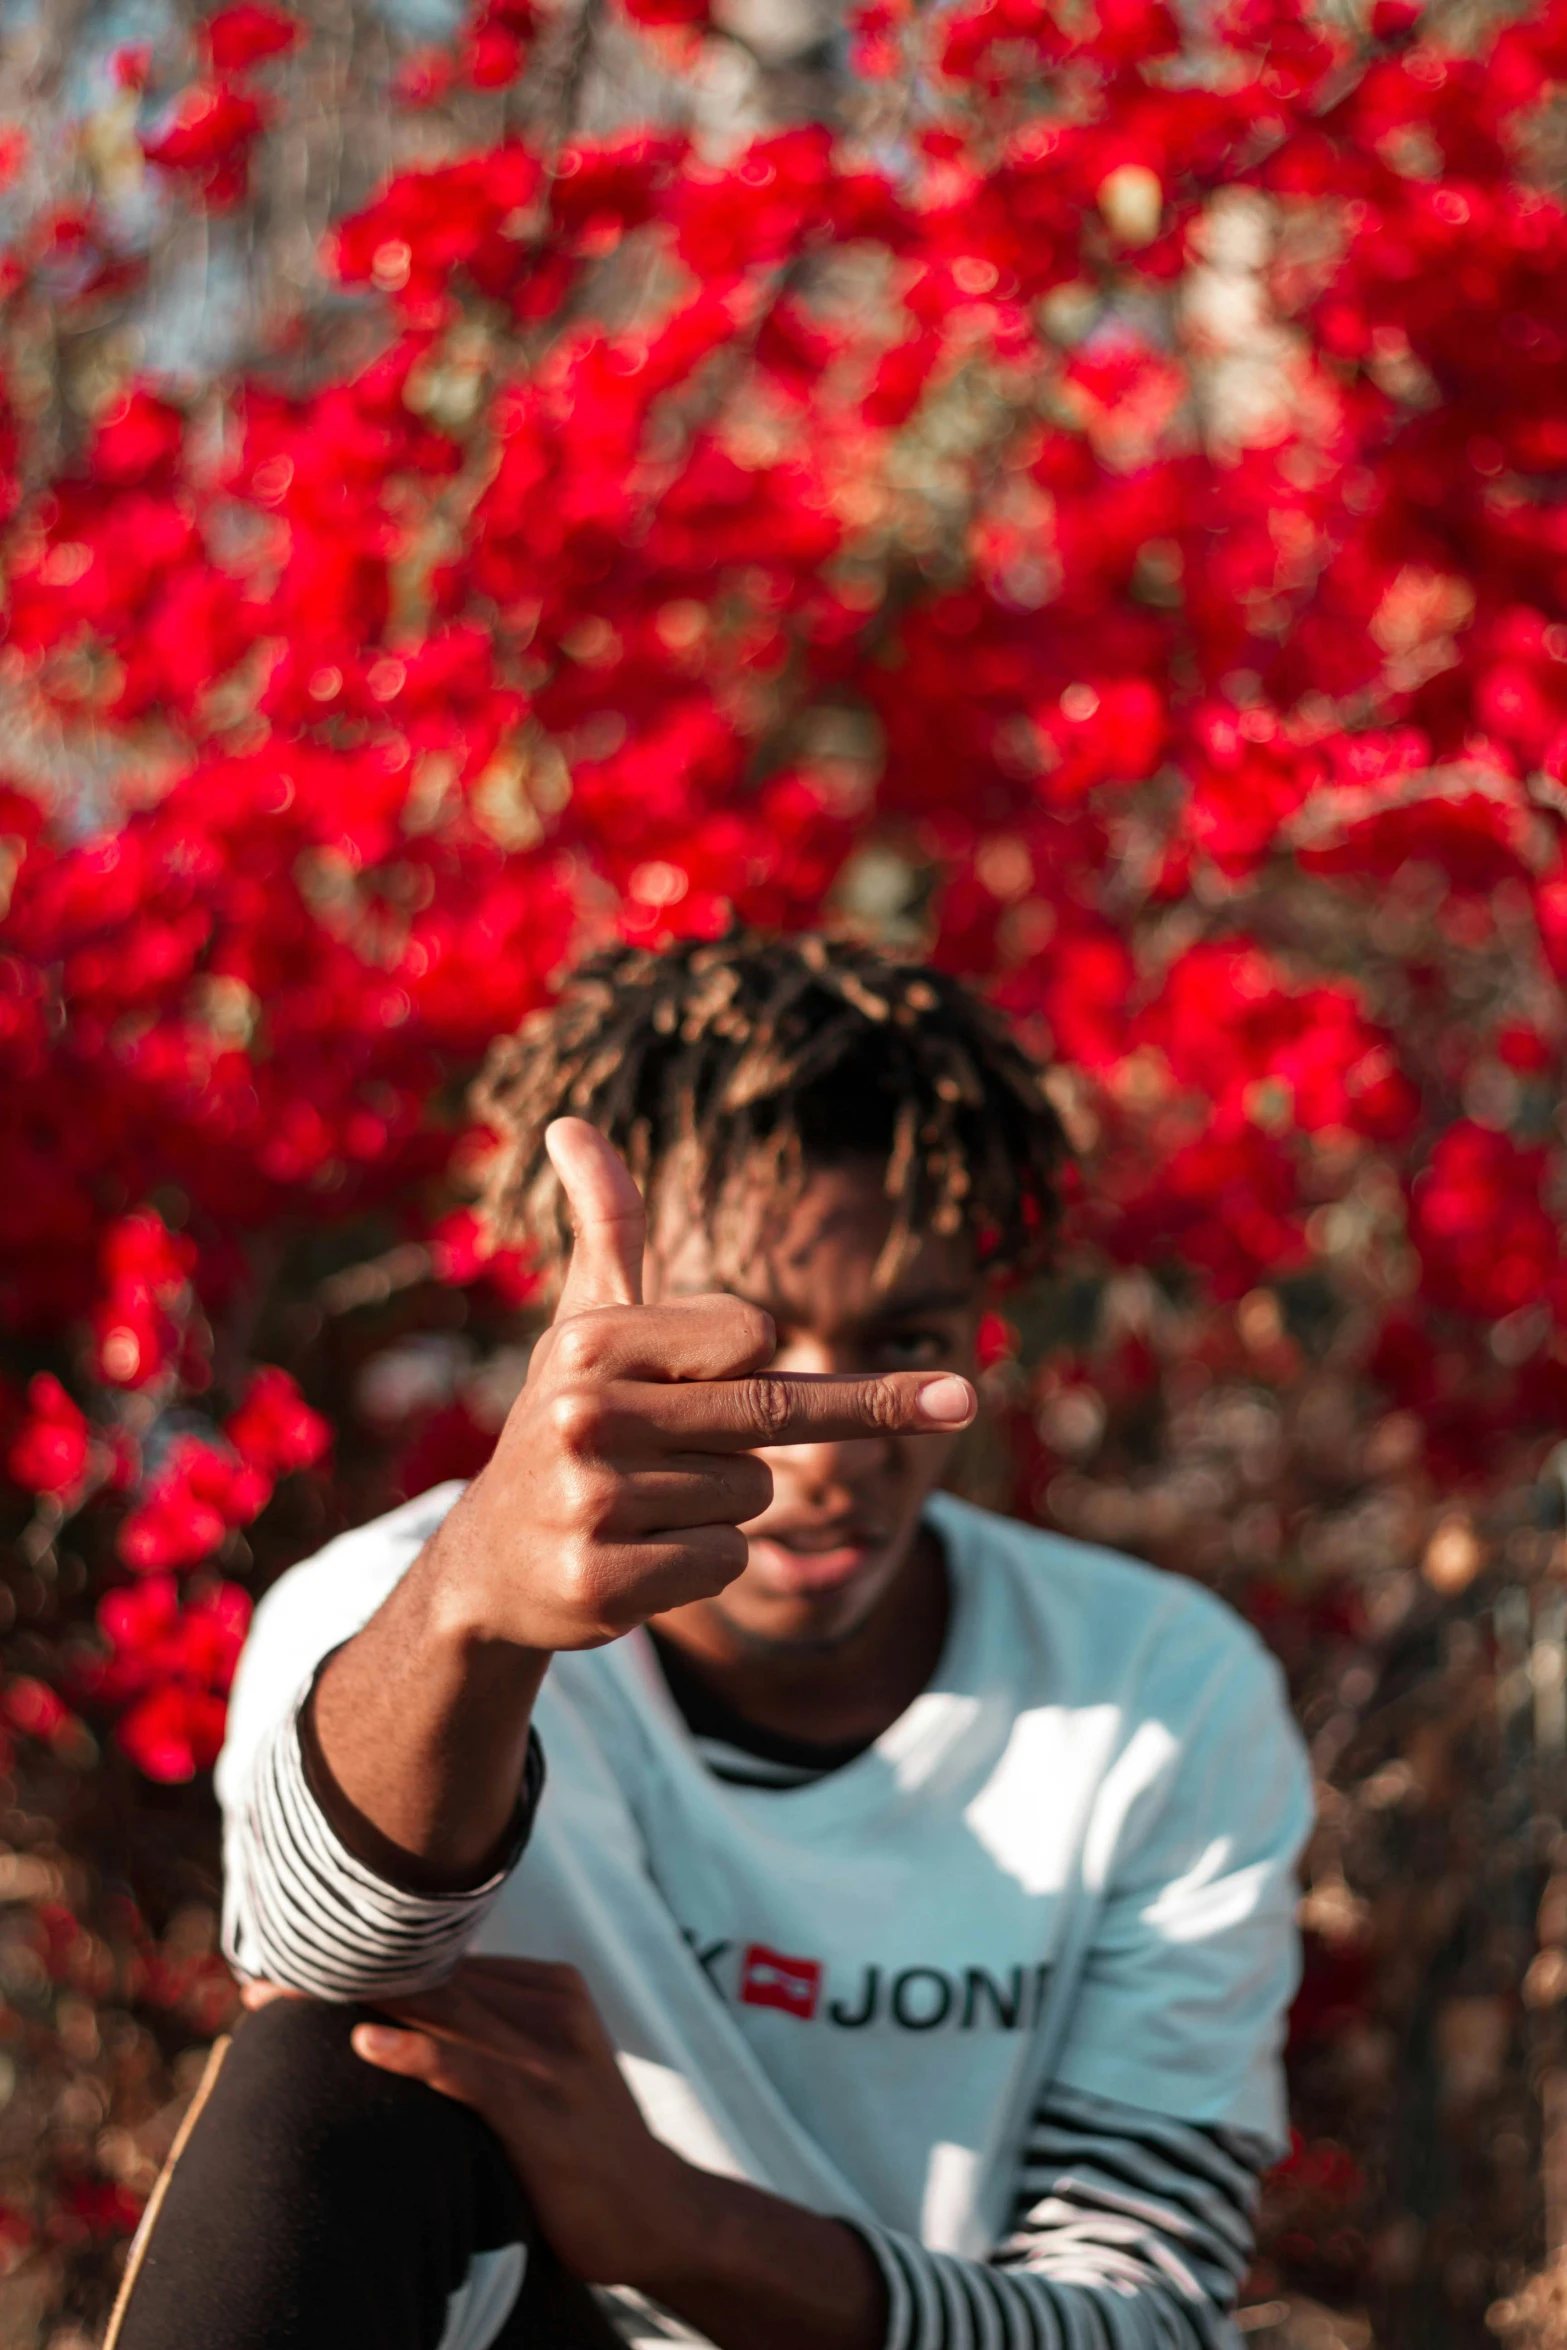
[{"left": 756, "top": 1337, "right": 890, "bottom": 1483}]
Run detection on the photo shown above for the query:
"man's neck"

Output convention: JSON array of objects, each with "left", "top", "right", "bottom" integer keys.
[{"left": 648, "top": 1527, "right": 951, "bottom": 1754}]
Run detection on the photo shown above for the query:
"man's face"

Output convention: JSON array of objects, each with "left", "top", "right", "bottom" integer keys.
[{"left": 642, "top": 1156, "right": 985, "bottom": 1651}]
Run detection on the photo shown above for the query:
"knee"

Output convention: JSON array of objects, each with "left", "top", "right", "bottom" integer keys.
[
  {"left": 230, "top": 1989, "right": 364, "bottom": 2077},
  {"left": 224, "top": 1994, "right": 490, "bottom": 2184},
  {"left": 108, "top": 1997, "right": 531, "bottom": 2350}
]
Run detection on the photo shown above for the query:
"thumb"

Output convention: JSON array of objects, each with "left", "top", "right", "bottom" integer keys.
[
  {"left": 547, "top": 1117, "right": 646, "bottom": 1315},
  {"left": 351, "top": 2022, "right": 492, "bottom": 2113}
]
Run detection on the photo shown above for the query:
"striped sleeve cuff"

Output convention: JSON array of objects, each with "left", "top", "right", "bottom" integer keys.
[
  {"left": 853, "top": 2220, "right": 1075, "bottom": 2350},
  {"left": 849, "top": 2081, "right": 1264, "bottom": 2350},
  {"left": 223, "top": 1684, "right": 543, "bottom": 2001}
]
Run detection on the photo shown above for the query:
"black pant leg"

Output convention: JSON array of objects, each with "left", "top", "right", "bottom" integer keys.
[{"left": 106, "top": 1998, "right": 624, "bottom": 2350}]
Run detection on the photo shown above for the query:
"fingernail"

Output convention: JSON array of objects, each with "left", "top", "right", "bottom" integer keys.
[
  {"left": 918, "top": 1375, "right": 973, "bottom": 1424},
  {"left": 353, "top": 2024, "right": 404, "bottom": 2057}
]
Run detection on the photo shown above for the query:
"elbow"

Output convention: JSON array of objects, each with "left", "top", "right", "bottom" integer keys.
[{"left": 226, "top": 1942, "right": 465, "bottom": 2006}]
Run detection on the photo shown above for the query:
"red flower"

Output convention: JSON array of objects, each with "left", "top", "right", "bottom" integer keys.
[
  {"left": 202, "top": 4, "right": 304, "bottom": 71},
  {"left": 465, "top": 24, "right": 526, "bottom": 83},
  {"left": 225, "top": 1367, "right": 331, "bottom": 1478},
  {"left": 427, "top": 1206, "right": 536, "bottom": 1303},
  {"left": 623, "top": 0, "right": 710, "bottom": 24},
  {"left": 2, "top": 0, "right": 1567, "bottom": 1862},
  {"left": 142, "top": 82, "right": 269, "bottom": 209},
  {"left": 116, "top": 1683, "right": 233, "bottom": 1782},
  {"left": 1412, "top": 1123, "right": 1560, "bottom": 1321},
  {"left": 7, "top": 1375, "right": 90, "bottom": 1497},
  {"left": 95, "top": 1576, "right": 251, "bottom": 1779},
  {"left": 92, "top": 1207, "right": 194, "bottom": 1388},
  {"left": 116, "top": 1477, "right": 226, "bottom": 1574},
  {"left": 330, "top": 144, "right": 546, "bottom": 315},
  {"left": 3, "top": 1676, "right": 77, "bottom": 1748},
  {"left": 89, "top": 393, "right": 185, "bottom": 489}
]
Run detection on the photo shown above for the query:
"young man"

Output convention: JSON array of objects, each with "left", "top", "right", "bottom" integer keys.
[{"left": 108, "top": 935, "right": 1312, "bottom": 2350}]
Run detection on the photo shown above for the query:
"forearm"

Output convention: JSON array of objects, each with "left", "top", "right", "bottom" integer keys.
[
  {"left": 632, "top": 2088, "right": 1260, "bottom": 2350},
  {"left": 635, "top": 2168, "right": 886, "bottom": 2350},
  {"left": 823, "top": 2084, "right": 1264, "bottom": 2350},
  {"left": 309, "top": 1486, "right": 549, "bottom": 1891}
]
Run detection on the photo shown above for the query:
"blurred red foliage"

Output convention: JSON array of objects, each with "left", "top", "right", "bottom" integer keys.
[{"left": 4, "top": 0, "right": 1567, "bottom": 2334}]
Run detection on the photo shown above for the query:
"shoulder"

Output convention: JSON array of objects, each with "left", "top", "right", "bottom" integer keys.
[
  {"left": 935, "top": 1500, "right": 1310, "bottom": 1918},
  {"left": 931, "top": 1491, "right": 1269, "bottom": 1666},
  {"left": 252, "top": 1480, "right": 465, "bottom": 1643},
  {"left": 929, "top": 1491, "right": 1291, "bottom": 1725}
]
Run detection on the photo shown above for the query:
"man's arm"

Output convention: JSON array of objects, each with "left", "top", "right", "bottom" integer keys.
[
  {"left": 343, "top": 1596, "right": 1310, "bottom": 2350},
  {"left": 224, "top": 1118, "right": 975, "bottom": 1980},
  {"left": 302, "top": 1507, "right": 551, "bottom": 1891},
  {"left": 354, "top": 1958, "right": 889, "bottom": 2350},
  {"left": 357, "top": 1959, "right": 1260, "bottom": 2350},
  {"left": 853, "top": 2082, "right": 1269, "bottom": 2349},
  {"left": 302, "top": 1115, "right": 759, "bottom": 1894}
]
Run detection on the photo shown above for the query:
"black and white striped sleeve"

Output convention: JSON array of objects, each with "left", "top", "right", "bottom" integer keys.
[
  {"left": 854, "top": 2081, "right": 1267, "bottom": 2350},
  {"left": 222, "top": 1680, "right": 544, "bottom": 2001}
]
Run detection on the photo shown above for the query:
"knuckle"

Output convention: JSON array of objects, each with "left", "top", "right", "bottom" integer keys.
[
  {"left": 726, "top": 1300, "right": 774, "bottom": 1361},
  {"left": 564, "top": 1462, "right": 620, "bottom": 1537},
  {"left": 551, "top": 1318, "right": 604, "bottom": 1377},
  {"left": 713, "top": 1524, "right": 750, "bottom": 1575},
  {"left": 745, "top": 1374, "right": 792, "bottom": 1440},
  {"left": 559, "top": 1547, "right": 633, "bottom": 1644},
  {"left": 547, "top": 1386, "right": 605, "bottom": 1454},
  {"left": 687, "top": 1524, "right": 747, "bottom": 1581},
  {"left": 859, "top": 1377, "right": 902, "bottom": 1432},
  {"left": 556, "top": 1540, "right": 606, "bottom": 1612},
  {"left": 734, "top": 1455, "right": 773, "bottom": 1515}
]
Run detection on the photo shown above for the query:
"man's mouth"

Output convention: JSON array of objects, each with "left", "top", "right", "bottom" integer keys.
[{"left": 744, "top": 1521, "right": 888, "bottom": 1594}]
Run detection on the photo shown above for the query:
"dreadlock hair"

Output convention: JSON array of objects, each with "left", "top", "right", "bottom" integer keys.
[{"left": 471, "top": 931, "right": 1069, "bottom": 1288}]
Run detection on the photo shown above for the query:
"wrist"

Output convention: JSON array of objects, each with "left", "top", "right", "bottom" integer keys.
[
  {"left": 618, "top": 2167, "right": 887, "bottom": 2350},
  {"left": 615, "top": 2153, "right": 733, "bottom": 2297},
  {"left": 414, "top": 1488, "right": 553, "bottom": 1668},
  {"left": 306, "top": 1495, "right": 551, "bottom": 1891}
]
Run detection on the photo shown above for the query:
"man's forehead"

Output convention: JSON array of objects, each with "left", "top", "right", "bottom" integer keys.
[{"left": 646, "top": 1156, "right": 979, "bottom": 1313}]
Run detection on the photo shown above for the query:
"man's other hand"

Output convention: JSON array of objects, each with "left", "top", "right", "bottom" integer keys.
[
  {"left": 352, "top": 1958, "right": 690, "bottom": 2290},
  {"left": 353, "top": 1959, "right": 887, "bottom": 2350}
]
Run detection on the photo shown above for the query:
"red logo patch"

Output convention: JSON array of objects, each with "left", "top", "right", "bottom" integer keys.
[{"left": 739, "top": 1942, "right": 822, "bottom": 2020}]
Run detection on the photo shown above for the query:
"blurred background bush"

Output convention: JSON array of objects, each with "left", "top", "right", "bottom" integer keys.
[{"left": 5, "top": 0, "right": 1567, "bottom": 2340}]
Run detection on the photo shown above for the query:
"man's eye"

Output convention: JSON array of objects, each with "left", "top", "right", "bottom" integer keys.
[{"left": 877, "top": 1330, "right": 952, "bottom": 1370}]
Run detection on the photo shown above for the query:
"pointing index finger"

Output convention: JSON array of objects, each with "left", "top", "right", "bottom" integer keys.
[{"left": 648, "top": 1369, "right": 977, "bottom": 1450}]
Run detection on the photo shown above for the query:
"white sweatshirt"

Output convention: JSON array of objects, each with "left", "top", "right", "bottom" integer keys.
[{"left": 217, "top": 1485, "right": 1314, "bottom": 2350}]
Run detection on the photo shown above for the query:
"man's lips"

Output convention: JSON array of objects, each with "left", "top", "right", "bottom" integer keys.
[{"left": 744, "top": 1523, "right": 888, "bottom": 1593}]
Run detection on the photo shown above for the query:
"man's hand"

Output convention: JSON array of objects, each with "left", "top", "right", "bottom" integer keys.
[
  {"left": 304, "top": 1115, "right": 974, "bottom": 1887},
  {"left": 428, "top": 1116, "right": 975, "bottom": 1653},
  {"left": 354, "top": 1958, "right": 886, "bottom": 2350},
  {"left": 354, "top": 1959, "right": 692, "bottom": 2286}
]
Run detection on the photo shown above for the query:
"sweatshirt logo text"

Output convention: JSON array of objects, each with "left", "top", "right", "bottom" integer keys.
[{"left": 685, "top": 1934, "right": 1051, "bottom": 2031}]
